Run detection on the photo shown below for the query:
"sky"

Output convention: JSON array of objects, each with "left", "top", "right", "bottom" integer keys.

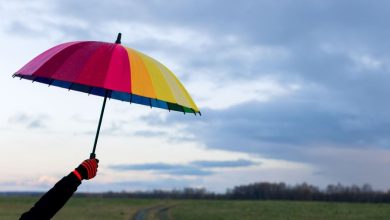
[{"left": 1, "top": 0, "right": 390, "bottom": 192}]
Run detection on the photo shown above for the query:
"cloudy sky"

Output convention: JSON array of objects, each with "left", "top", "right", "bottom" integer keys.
[{"left": 1, "top": 0, "right": 390, "bottom": 192}]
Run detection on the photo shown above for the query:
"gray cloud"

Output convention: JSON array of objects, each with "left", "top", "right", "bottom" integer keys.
[
  {"left": 190, "top": 159, "right": 257, "bottom": 168},
  {"left": 39, "top": 0, "right": 390, "bottom": 102},
  {"left": 110, "top": 163, "right": 212, "bottom": 176},
  {"left": 8, "top": 113, "right": 49, "bottom": 129},
  {"left": 6, "top": 21, "right": 41, "bottom": 37},
  {"left": 46, "top": 0, "right": 390, "bottom": 49},
  {"left": 13, "top": 0, "right": 390, "bottom": 87},
  {"left": 166, "top": 168, "right": 213, "bottom": 177},
  {"left": 139, "top": 90, "right": 390, "bottom": 187},
  {"left": 28, "top": 119, "right": 46, "bottom": 129},
  {"left": 144, "top": 92, "right": 390, "bottom": 162},
  {"left": 109, "top": 159, "right": 257, "bottom": 177},
  {"left": 112, "top": 163, "right": 180, "bottom": 171},
  {"left": 133, "top": 130, "right": 167, "bottom": 138},
  {"left": 78, "top": 120, "right": 167, "bottom": 138}
]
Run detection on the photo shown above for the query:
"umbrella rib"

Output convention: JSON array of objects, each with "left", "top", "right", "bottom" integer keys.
[
  {"left": 31, "top": 76, "right": 37, "bottom": 83},
  {"left": 48, "top": 79, "right": 54, "bottom": 87}
]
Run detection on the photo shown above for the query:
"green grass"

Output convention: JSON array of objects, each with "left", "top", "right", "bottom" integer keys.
[
  {"left": 2, "top": 196, "right": 390, "bottom": 220},
  {"left": 0, "top": 196, "right": 161, "bottom": 220},
  {"left": 171, "top": 200, "right": 390, "bottom": 220}
]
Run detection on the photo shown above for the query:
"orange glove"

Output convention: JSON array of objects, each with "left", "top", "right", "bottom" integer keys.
[{"left": 72, "top": 158, "right": 99, "bottom": 181}]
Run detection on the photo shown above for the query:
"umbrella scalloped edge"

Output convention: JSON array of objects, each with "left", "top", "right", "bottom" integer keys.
[{"left": 13, "top": 74, "right": 201, "bottom": 116}]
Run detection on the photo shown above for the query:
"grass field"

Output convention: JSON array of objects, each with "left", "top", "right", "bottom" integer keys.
[{"left": 2, "top": 196, "right": 390, "bottom": 220}]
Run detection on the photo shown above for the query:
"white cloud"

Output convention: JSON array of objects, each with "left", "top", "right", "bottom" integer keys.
[
  {"left": 350, "top": 54, "right": 383, "bottom": 71},
  {"left": 320, "top": 41, "right": 387, "bottom": 73},
  {"left": 188, "top": 76, "right": 301, "bottom": 109},
  {"left": 101, "top": 21, "right": 213, "bottom": 49}
]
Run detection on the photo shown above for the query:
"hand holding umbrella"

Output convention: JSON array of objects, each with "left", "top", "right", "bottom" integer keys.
[{"left": 19, "top": 158, "right": 99, "bottom": 219}]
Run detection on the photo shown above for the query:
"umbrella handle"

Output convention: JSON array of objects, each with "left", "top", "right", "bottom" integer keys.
[{"left": 90, "top": 91, "right": 109, "bottom": 159}]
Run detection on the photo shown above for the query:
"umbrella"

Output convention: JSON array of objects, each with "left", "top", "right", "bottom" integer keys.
[{"left": 13, "top": 33, "right": 200, "bottom": 159}]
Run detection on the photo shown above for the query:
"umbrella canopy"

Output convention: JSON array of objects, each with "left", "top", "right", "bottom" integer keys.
[
  {"left": 14, "top": 34, "right": 199, "bottom": 115},
  {"left": 14, "top": 33, "right": 200, "bottom": 158}
]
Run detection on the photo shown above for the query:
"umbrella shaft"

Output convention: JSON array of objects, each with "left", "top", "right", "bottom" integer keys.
[{"left": 90, "top": 91, "right": 108, "bottom": 159}]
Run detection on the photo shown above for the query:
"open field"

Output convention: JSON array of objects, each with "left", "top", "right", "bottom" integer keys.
[{"left": 1, "top": 196, "right": 390, "bottom": 219}]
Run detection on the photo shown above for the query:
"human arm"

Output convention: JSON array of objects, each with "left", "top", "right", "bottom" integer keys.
[{"left": 19, "top": 158, "right": 98, "bottom": 220}]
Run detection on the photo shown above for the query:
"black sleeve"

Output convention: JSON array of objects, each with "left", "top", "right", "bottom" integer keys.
[{"left": 20, "top": 173, "right": 82, "bottom": 220}]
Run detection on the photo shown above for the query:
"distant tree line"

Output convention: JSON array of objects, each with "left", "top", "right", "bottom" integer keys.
[
  {"left": 73, "top": 182, "right": 390, "bottom": 203},
  {"left": 227, "top": 182, "right": 390, "bottom": 203},
  {"left": 78, "top": 188, "right": 222, "bottom": 200}
]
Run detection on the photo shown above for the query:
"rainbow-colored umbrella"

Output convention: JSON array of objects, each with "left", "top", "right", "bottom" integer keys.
[{"left": 14, "top": 33, "right": 200, "bottom": 158}]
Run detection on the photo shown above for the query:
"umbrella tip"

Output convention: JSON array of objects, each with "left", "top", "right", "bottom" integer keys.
[{"left": 115, "top": 33, "right": 122, "bottom": 44}]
